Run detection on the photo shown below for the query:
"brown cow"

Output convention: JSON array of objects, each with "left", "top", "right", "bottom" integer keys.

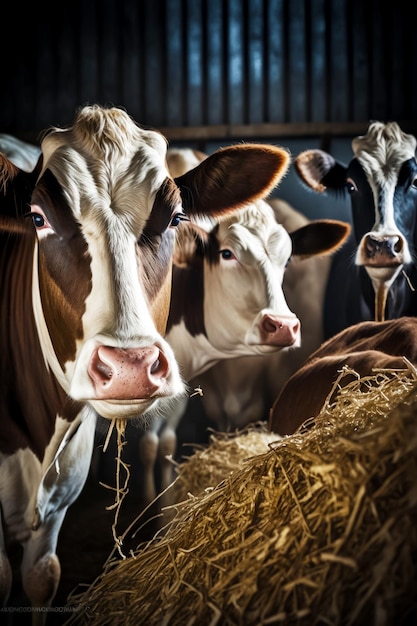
[
  {"left": 269, "top": 316, "right": 417, "bottom": 435},
  {"left": 0, "top": 104, "right": 289, "bottom": 621}
]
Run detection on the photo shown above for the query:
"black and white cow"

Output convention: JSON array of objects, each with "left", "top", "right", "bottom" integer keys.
[
  {"left": 295, "top": 122, "right": 417, "bottom": 338},
  {"left": 0, "top": 105, "right": 288, "bottom": 621}
]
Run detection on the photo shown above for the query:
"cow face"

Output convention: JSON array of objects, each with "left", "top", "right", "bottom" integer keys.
[
  {"left": 295, "top": 122, "right": 417, "bottom": 321},
  {"left": 168, "top": 198, "right": 350, "bottom": 379},
  {"left": 22, "top": 105, "right": 289, "bottom": 421},
  {"left": 29, "top": 110, "right": 184, "bottom": 420},
  {"left": 202, "top": 205, "right": 350, "bottom": 353},
  {"left": 204, "top": 200, "right": 299, "bottom": 353},
  {"left": 171, "top": 200, "right": 300, "bottom": 361}
]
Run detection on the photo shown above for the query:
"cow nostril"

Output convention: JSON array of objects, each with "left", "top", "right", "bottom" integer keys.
[
  {"left": 150, "top": 351, "right": 169, "bottom": 378},
  {"left": 96, "top": 360, "right": 113, "bottom": 379},
  {"left": 394, "top": 237, "right": 403, "bottom": 254},
  {"left": 263, "top": 317, "right": 278, "bottom": 333},
  {"left": 366, "top": 237, "right": 378, "bottom": 254},
  {"left": 150, "top": 358, "right": 160, "bottom": 374}
]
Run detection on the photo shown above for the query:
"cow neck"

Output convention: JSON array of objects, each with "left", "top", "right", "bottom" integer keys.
[
  {"left": 32, "top": 243, "right": 70, "bottom": 394},
  {"left": 0, "top": 230, "right": 68, "bottom": 459}
]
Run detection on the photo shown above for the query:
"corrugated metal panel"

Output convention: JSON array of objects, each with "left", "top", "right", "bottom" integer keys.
[{"left": 2, "top": 0, "right": 416, "bottom": 139}]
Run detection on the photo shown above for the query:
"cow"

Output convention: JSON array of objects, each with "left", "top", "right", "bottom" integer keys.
[
  {"left": 165, "top": 146, "right": 208, "bottom": 177},
  {"left": 192, "top": 198, "right": 337, "bottom": 433},
  {"left": 0, "top": 104, "right": 290, "bottom": 620},
  {"left": 134, "top": 150, "right": 350, "bottom": 506},
  {"left": 269, "top": 316, "right": 417, "bottom": 436},
  {"left": 294, "top": 122, "right": 417, "bottom": 339},
  {"left": 0, "top": 133, "right": 41, "bottom": 172}
]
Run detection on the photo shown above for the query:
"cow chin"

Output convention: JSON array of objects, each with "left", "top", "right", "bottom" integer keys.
[
  {"left": 90, "top": 396, "right": 174, "bottom": 421},
  {"left": 365, "top": 264, "right": 403, "bottom": 286}
]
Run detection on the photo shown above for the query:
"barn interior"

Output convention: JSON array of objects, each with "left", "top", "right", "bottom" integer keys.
[{"left": 2, "top": 1, "right": 417, "bottom": 624}]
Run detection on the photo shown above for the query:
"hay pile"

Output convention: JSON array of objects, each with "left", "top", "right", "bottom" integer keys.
[
  {"left": 169, "top": 422, "right": 281, "bottom": 503},
  {"left": 68, "top": 366, "right": 417, "bottom": 625}
]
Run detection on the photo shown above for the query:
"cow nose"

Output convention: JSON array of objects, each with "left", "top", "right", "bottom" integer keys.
[
  {"left": 260, "top": 314, "right": 300, "bottom": 347},
  {"left": 88, "top": 345, "right": 169, "bottom": 400},
  {"left": 365, "top": 234, "right": 404, "bottom": 261}
]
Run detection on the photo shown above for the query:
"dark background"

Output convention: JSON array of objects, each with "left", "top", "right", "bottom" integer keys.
[{"left": 4, "top": 0, "right": 416, "bottom": 221}]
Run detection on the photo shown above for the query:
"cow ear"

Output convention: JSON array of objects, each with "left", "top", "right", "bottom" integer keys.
[
  {"left": 0, "top": 152, "right": 21, "bottom": 184},
  {"left": 174, "top": 221, "right": 210, "bottom": 267},
  {"left": 290, "top": 219, "right": 351, "bottom": 259},
  {"left": 295, "top": 149, "right": 347, "bottom": 194},
  {"left": 0, "top": 153, "right": 39, "bottom": 228},
  {"left": 175, "top": 144, "right": 290, "bottom": 218}
]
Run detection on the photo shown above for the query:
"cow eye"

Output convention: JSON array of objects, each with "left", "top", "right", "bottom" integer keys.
[
  {"left": 346, "top": 178, "right": 357, "bottom": 194},
  {"left": 170, "top": 211, "right": 188, "bottom": 228},
  {"left": 220, "top": 249, "right": 236, "bottom": 260},
  {"left": 412, "top": 176, "right": 417, "bottom": 190},
  {"left": 24, "top": 208, "right": 52, "bottom": 231},
  {"left": 31, "top": 213, "right": 46, "bottom": 228}
]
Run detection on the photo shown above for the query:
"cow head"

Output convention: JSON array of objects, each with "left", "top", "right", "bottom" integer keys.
[
  {"left": 295, "top": 122, "right": 417, "bottom": 321},
  {"left": 2, "top": 105, "right": 290, "bottom": 421},
  {"left": 168, "top": 197, "right": 350, "bottom": 379}
]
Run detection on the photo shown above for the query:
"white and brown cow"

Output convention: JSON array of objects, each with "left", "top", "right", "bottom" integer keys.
[
  {"left": 192, "top": 198, "right": 338, "bottom": 433},
  {"left": 0, "top": 105, "right": 289, "bottom": 620},
  {"left": 269, "top": 316, "right": 417, "bottom": 436},
  {"left": 135, "top": 151, "right": 350, "bottom": 505}
]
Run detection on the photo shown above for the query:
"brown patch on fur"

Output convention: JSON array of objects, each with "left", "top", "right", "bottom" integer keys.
[{"left": 150, "top": 268, "right": 173, "bottom": 335}]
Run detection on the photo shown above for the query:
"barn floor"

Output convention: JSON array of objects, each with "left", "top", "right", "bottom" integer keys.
[{"left": 3, "top": 396, "right": 213, "bottom": 625}]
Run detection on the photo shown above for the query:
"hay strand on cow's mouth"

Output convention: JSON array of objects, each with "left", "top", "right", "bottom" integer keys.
[
  {"left": 99, "top": 418, "right": 130, "bottom": 558},
  {"left": 67, "top": 366, "right": 417, "bottom": 625}
]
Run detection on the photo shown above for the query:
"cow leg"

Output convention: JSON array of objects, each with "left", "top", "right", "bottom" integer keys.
[
  {"left": 138, "top": 423, "right": 161, "bottom": 505},
  {"left": 20, "top": 512, "right": 65, "bottom": 626},
  {"left": 19, "top": 415, "right": 95, "bottom": 624},
  {"left": 158, "top": 427, "right": 177, "bottom": 494},
  {"left": 0, "top": 510, "right": 12, "bottom": 607},
  {"left": 157, "top": 396, "right": 189, "bottom": 512}
]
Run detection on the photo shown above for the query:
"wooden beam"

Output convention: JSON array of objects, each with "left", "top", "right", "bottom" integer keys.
[
  {"left": 157, "top": 121, "right": 417, "bottom": 142},
  {"left": 15, "top": 120, "right": 417, "bottom": 147}
]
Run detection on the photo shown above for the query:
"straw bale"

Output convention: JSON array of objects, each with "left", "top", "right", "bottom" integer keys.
[{"left": 67, "top": 367, "right": 417, "bottom": 626}]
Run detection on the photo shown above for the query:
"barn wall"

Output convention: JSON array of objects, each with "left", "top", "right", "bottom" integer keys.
[
  {"left": 2, "top": 0, "right": 414, "bottom": 220},
  {"left": 3, "top": 0, "right": 415, "bottom": 140}
]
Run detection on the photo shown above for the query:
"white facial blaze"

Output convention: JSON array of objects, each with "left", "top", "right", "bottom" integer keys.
[
  {"left": 353, "top": 121, "right": 416, "bottom": 236},
  {"left": 357, "top": 158, "right": 398, "bottom": 234}
]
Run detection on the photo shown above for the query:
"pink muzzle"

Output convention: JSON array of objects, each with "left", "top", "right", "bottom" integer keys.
[
  {"left": 88, "top": 345, "right": 169, "bottom": 400},
  {"left": 259, "top": 314, "right": 301, "bottom": 347}
]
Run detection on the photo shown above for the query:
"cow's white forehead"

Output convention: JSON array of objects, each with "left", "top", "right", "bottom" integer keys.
[
  {"left": 217, "top": 199, "right": 276, "bottom": 234},
  {"left": 41, "top": 106, "right": 167, "bottom": 163},
  {"left": 39, "top": 113, "right": 169, "bottom": 230},
  {"left": 352, "top": 121, "right": 416, "bottom": 185},
  {"left": 216, "top": 199, "right": 291, "bottom": 264}
]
